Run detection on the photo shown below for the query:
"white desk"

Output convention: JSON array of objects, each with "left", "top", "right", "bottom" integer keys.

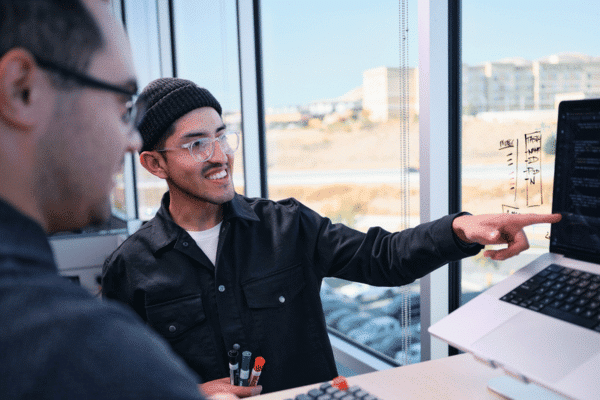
[{"left": 256, "top": 353, "right": 508, "bottom": 399}]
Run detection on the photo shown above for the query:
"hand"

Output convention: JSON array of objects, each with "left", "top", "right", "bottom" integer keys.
[
  {"left": 207, "top": 394, "right": 240, "bottom": 400},
  {"left": 199, "top": 377, "right": 262, "bottom": 398},
  {"left": 207, "top": 393, "right": 239, "bottom": 400},
  {"left": 452, "top": 213, "right": 562, "bottom": 261}
]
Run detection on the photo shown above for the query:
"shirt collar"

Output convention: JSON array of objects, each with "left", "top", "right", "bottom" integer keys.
[
  {"left": 0, "top": 197, "right": 55, "bottom": 270},
  {"left": 147, "top": 191, "right": 260, "bottom": 253},
  {"left": 225, "top": 193, "right": 261, "bottom": 222}
]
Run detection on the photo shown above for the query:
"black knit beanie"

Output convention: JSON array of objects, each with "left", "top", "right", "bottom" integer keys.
[{"left": 136, "top": 78, "right": 222, "bottom": 152}]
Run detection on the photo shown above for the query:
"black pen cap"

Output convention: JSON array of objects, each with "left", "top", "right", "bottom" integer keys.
[{"left": 228, "top": 344, "right": 240, "bottom": 364}]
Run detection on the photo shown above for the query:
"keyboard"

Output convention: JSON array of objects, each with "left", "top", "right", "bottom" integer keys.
[
  {"left": 284, "top": 380, "right": 382, "bottom": 400},
  {"left": 500, "top": 264, "right": 600, "bottom": 332}
]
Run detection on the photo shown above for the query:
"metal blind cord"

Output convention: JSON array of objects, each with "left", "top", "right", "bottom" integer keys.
[{"left": 399, "top": 0, "right": 412, "bottom": 366}]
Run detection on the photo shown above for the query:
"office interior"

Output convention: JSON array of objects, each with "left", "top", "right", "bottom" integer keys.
[{"left": 49, "top": 0, "right": 598, "bottom": 389}]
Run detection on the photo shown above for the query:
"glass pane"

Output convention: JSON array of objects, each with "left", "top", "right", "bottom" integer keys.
[
  {"left": 174, "top": 0, "right": 243, "bottom": 195},
  {"left": 125, "top": 0, "right": 162, "bottom": 88},
  {"left": 461, "top": 0, "right": 600, "bottom": 303},
  {"left": 133, "top": 0, "right": 244, "bottom": 220},
  {"left": 123, "top": 0, "right": 164, "bottom": 220},
  {"left": 262, "top": 0, "right": 420, "bottom": 365}
]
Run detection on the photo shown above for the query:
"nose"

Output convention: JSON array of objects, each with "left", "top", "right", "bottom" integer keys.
[{"left": 208, "top": 140, "right": 228, "bottom": 163}]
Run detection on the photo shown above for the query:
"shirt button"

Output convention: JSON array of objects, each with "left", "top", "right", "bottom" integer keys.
[
  {"left": 182, "top": 242, "right": 189, "bottom": 247},
  {"left": 279, "top": 296, "right": 285, "bottom": 303},
  {"left": 169, "top": 325, "right": 177, "bottom": 332},
  {"left": 218, "top": 285, "right": 226, "bottom": 292}
]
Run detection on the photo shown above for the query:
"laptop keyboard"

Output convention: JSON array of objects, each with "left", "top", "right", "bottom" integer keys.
[{"left": 500, "top": 264, "right": 600, "bottom": 332}]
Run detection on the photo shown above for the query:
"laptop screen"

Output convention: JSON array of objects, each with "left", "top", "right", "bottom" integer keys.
[{"left": 550, "top": 99, "right": 600, "bottom": 264}]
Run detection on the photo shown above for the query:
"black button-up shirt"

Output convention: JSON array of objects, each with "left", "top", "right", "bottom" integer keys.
[
  {"left": 102, "top": 192, "right": 482, "bottom": 394},
  {"left": 0, "top": 198, "right": 205, "bottom": 399}
]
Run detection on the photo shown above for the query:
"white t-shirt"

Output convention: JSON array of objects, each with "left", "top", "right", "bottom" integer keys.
[{"left": 187, "top": 222, "right": 222, "bottom": 266}]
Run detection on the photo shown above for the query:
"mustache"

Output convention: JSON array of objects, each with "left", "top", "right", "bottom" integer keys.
[{"left": 202, "top": 162, "right": 228, "bottom": 175}]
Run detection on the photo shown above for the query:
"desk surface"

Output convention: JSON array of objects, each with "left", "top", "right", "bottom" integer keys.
[{"left": 256, "top": 353, "right": 507, "bottom": 400}]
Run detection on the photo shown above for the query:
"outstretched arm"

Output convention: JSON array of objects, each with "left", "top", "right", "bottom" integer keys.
[{"left": 452, "top": 213, "right": 562, "bottom": 261}]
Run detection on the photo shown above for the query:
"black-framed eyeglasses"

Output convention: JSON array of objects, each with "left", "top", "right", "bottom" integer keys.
[{"left": 32, "top": 54, "right": 145, "bottom": 129}]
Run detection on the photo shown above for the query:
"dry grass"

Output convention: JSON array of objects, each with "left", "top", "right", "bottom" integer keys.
[
  {"left": 266, "top": 115, "right": 556, "bottom": 219},
  {"left": 270, "top": 184, "right": 420, "bottom": 217},
  {"left": 267, "top": 120, "right": 420, "bottom": 171}
]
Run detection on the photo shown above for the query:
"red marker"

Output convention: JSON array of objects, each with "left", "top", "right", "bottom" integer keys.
[
  {"left": 248, "top": 357, "right": 265, "bottom": 387},
  {"left": 332, "top": 376, "right": 348, "bottom": 391}
]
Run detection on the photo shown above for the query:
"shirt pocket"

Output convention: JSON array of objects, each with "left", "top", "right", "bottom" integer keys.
[
  {"left": 241, "top": 262, "right": 327, "bottom": 375},
  {"left": 241, "top": 263, "right": 307, "bottom": 308},
  {"left": 145, "top": 294, "right": 206, "bottom": 339}
]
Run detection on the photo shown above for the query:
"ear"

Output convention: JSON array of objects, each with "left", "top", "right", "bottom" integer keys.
[
  {"left": 0, "top": 48, "right": 50, "bottom": 130},
  {"left": 140, "top": 151, "right": 169, "bottom": 179}
]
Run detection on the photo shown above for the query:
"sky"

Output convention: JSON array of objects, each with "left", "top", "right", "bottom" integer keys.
[
  {"left": 260, "top": 0, "right": 415, "bottom": 108},
  {"left": 462, "top": 0, "right": 600, "bottom": 65},
  {"left": 153, "top": 0, "right": 600, "bottom": 111}
]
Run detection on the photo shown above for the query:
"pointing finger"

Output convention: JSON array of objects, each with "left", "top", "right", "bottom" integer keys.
[{"left": 511, "top": 213, "right": 562, "bottom": 227}]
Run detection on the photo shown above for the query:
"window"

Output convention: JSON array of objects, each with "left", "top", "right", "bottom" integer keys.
[
  {"left": 121, "top": 0, "right": 163, "bottom": 222},
  {"left": 131, "top": 0, "right": 244, "bottom": 220},
  {"left": 261, "top": 0, "right": 420, "bottom": 365},
  {"left": 461, "top": 0, "right": 600, "bottom": 303}
]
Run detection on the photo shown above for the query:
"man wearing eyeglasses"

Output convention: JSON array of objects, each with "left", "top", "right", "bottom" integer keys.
[
  {"left": 0, "top": 1, "right": 237, "bottom": 399},
  {"left": 102, "top": 77, "right": 562, "bottom": 395}
]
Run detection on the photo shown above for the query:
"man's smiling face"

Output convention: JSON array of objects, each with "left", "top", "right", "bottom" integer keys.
[{"left": 159, "top": 107, "right": 235, "bottom": 206}]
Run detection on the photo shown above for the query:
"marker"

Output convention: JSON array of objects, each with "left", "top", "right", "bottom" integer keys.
[
  {"left": 238, "top": 351, "right": 252, "bottom": 386},
  {"left": 332, "top": 376, "right": 349, "bottom": 391},
  {"left": 248, "top": 357, "right": 265, "bottom": 387},
  {"left": 228, "top": 344, "right": 240, "bottom": 385}
]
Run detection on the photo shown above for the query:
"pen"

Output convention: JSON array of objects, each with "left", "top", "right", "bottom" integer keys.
[
  {"left": 248, "top": 357, "right": 265, "bottom": 387},
  {"left": 239, "top": 351, "right": 252, "bottom": 386},
  {"left": 228, "top": 344, "right": 240, "bottom": 386}
]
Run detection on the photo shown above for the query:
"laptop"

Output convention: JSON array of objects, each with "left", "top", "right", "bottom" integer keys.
[{"left": 429, "top": 99, "right": 600, "bottom": 400}]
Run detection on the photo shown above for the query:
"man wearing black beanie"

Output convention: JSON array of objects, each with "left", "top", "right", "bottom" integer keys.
[{"left": 102, "top": 77, "right": 561, "bottom": 396}]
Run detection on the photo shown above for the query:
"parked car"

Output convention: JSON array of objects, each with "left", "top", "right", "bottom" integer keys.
[
  {"left": 320, "top": 281, "right": 359, "bottom": 314},
  {"left": 325, "top": 307, "right": 356, "bottom": 329},
  {"left": 361, "top": 292, "right": 420, "bottom": 321},
  {"left": 395, "top": 343, "right": 421, "bottom": 366},
  {"left": 346, "top": 316, "right": 402, "bottom": 345},
  {"left": 336, "top": 312, "right": 376, "bottom": 334},
  {"left": 321, "top": 292, "right": 358, "bottom": 314},
  {"left": 367, "top": 332, "right": 407, "bottom": 357},
  {"left": 320, "top": 279, "right": 334, "bottom": 296},
  {"left": 381, "top": 293, "right": 420, "bottom": 317},
  {"left": 356, "top": 287, "right": 401, "bottom": 303},
  {"left": 369, "top": 323, "right": 420, "bottom": 354}
]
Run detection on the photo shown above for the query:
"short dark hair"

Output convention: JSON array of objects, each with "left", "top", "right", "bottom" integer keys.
[
  {"left": 152, "top": 123, "right": 175, "bottom": 152},
  {"left": 0, "top": 0, "right": 104, "bottom": 87}
]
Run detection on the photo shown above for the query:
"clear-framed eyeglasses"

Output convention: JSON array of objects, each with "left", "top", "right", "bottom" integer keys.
[{"left": 157, "top": 131, "right": 240, "bottom": 163}]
